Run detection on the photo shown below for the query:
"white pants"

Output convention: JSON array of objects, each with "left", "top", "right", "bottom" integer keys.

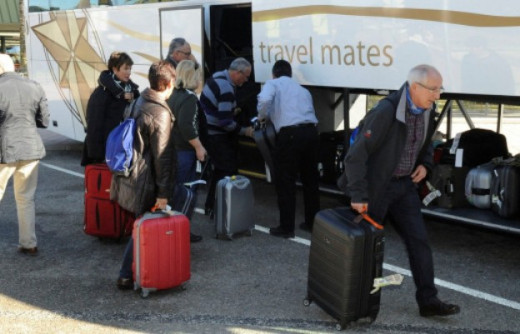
[{"left": 0, "top": 160, "right": 39, "bottom": 248}]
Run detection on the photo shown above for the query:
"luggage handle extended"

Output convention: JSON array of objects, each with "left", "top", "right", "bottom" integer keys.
[
  {"left": 148, "top": 204, "right": 177, "bottom": 217},
  {"left": 352, "top": 209, "right": 384, "bottom": 230},
  {"left": 225, "top": 175, "right": 249, "bottom": 189}
]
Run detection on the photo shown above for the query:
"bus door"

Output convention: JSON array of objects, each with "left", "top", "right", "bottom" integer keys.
[{"left": 206, "top": 3, "right": 263, "bottom": 178}]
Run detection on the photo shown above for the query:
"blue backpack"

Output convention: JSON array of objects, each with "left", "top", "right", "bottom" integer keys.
[{"left": 105, "top": 98, "right": 140, "bottom": 176}]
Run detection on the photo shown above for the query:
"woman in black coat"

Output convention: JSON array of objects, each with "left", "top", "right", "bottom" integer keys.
[{"left": 81, "top": 51, "right": 140, "bottom": 166}]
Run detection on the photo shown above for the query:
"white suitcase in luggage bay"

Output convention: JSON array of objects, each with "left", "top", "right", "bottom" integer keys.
[{"left": 215, "top": 175, "right": 254, "bottom": 239}]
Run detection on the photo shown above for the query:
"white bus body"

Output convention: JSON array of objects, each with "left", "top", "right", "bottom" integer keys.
[{"left": 25, "top": 0, "right": 520, "bottom": 141}]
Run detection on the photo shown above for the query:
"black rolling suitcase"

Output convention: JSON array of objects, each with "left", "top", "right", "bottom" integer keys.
[
  {"left": 252, "top": 118, "right": 276, "bottom": 181},
  {"left": 305, "top": 207, "right": 384, "bottom": 330}
]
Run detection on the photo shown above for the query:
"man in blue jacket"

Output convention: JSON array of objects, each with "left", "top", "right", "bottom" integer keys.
[
  {"left": 0, "top": 53, "right": 49, "bottom": 256},
  {"left": 344, "top": 64, "right": 460, "bottom": 317}
]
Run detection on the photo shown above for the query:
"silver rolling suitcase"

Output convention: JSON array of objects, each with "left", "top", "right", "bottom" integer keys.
[
  {"left": 465, "top": 162, "right": 495, "bottom": 209},
  {"left": 215, "top": 175, "right": 254, "bottom": 239}
]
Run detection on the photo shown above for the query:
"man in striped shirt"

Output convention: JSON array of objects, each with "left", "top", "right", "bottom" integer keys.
[{"left": 199, "top": 57, "right": 254, "bottom": 216}]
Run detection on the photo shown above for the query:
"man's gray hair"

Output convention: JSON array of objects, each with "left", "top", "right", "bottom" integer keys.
[
  {"left": 229, "top": 57, "right": 251, "bottom": 72},
  {"left": 168, "top": 37, "right": 187, "bottom": 57},
  {"left": 407, "top": 64, "right": 441, "bottom": 85},
  {"left": 0, "top": 53, "right": 15, "bottom": 73}
]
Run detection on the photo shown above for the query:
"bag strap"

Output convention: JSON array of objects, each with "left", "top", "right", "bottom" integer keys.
[{"left": 123, "top": 96, "right": 143, "bottom": 120}]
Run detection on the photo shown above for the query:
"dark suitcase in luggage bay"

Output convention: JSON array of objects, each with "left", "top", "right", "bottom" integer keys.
[
  {"left": 318, "top": 130, "right": 348, "bottom": 185},
  {"left": 438, "top": 128, "right": 509, "bottom": 167},
  {"left": 490, "top": 165, "right": 520, "bottom": 218},
  {"left": 430, "top": 164, "right": 470, "bottom": 209},
  {"left": 84, "top": 163, "right": 134, "bottom": 239},
  {"left": 304, "top": 207, "right": 384, "bottom": 330},
  {"left": 133, "top": 210, "right": 191, "bottom": 298}
]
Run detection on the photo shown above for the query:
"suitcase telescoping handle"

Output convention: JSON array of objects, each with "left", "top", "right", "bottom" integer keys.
[
  {"left": 360, "top": 212, "right": 384, "bottom": 230},
  {"left": 226, "top": 175, "right": 250, "bottom": 189}
]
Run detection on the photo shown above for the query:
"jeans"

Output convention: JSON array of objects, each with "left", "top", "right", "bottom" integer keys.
[
  {"left": 174, "top": 150, "right": 198, "bottom": 219},
  {"left": 119, "top": 237, "right": 133, "bottom": 279},
  {"left": 0, "top": 160, "right": 39, "bottom": 248},
  {"left": 369, "top": 177, "right": 438, "bottom": 306}
]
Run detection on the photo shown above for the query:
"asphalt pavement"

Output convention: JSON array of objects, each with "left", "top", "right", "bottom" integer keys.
[{"left": 0, "top": 129, "right": 519, "bottom": 334}]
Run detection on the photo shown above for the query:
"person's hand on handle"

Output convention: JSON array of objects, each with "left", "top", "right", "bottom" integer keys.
[{"left": 351, "top": 202, "right": 368, "bottom": 214}]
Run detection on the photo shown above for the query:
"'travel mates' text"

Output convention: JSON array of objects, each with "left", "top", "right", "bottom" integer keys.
[{"left": 257, "top": 37, "right": 393, "bottom": 67}]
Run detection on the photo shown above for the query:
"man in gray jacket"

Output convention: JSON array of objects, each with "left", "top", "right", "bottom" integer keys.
[{"left": 0, "top": 53, "right": 49, "bottom": 256}]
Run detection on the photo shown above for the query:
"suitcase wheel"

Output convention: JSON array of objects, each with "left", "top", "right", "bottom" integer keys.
[
  {"left": 335, "top": 323, "right": 345, "bottom": 331},
  {"left": 140, "top": 289, "right": 150, "bottom": 299}
]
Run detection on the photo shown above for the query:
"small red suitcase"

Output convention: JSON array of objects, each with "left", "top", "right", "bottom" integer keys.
[
  {"left": 132, "top": 211, "right": 191, "bottom": 298},
  {"left": 84, "top": 163, "right": 134, "bottom": 239}
]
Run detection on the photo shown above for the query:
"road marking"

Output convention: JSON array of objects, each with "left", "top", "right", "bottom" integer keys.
[
  {"left": 41, "top": 162, "right": 85, "bottom": 178},
  {"left": 41, "top": 161, "right": 520, "bottom": 311},
  {"left": 253, "top": 225, "right": 520, "bottom": 311}
]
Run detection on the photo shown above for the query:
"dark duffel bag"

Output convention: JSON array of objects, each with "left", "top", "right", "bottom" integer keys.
[{"left": 438, "top": 128, "right": 509, "bottom": 168}]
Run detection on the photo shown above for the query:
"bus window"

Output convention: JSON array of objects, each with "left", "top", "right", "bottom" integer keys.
[{"left": 28, "top": 0, "right": 178, "bottom": 12}]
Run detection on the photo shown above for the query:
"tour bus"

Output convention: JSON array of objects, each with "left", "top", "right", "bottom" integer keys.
[{"left": 25, "top": 0, "right": 520, "bottom": 234}]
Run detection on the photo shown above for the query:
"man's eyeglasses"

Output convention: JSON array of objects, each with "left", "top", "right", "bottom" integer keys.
[
  {"left": 176, "top": 50, "right": 191, "bottom": 57},
  {"left": 416, "top": 82, "right": 444, "bottom": 94},
  {"left": 239, "top": 71, "right": 250, "bottom": 80}
]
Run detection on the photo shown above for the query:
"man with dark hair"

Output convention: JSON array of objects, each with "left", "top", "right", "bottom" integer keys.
[
  {"left": 0, "top": 53, "right": 49, "bottom": 255},
  {"left": 257, "top": 59, "right": 320, "bottom": 238},
  {"left": 343, "top": 64, "right": 460, "bottom": 317},
  {"left": 199, "top": 57, "right": 254, "bottom": 216},
  {"left": 112, "top": 60, "right": 177, "bottom": 290}
]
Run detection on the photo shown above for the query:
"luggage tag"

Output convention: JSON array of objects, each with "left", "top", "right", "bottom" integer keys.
[
  {"left": 370, "top": 274, "right": 404, "bottom": 294},
  {"left": 422, "top": 181, "right": 441, "bottom": 206}
]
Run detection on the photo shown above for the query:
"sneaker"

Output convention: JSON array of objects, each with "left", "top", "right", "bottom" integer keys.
[
  {"left": 117, "top": 278, "right": 133, "bottom": 290},
  {"left": 269, "top": 226, "right": 295, "bottom": 239},
  {"left": 18, "top": 247, "right": 38, "bottom": 256},
  {"left": 419, "top": 299, "right": 460, "bottom": 317}
]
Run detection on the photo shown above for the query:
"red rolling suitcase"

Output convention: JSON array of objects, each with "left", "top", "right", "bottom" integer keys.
[
  {"left": 304, "top": 207, "right": 384, "bottom": 330},
  {"left": 84, "top": 163, "right": 134, "bottom": 239},
  {"left": 133, "top": 210, "right": 191, "bottom": 298}
]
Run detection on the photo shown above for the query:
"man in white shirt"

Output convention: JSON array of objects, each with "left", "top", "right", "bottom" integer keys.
[{"left": 257, "top": 60, "right": 320, "bottom": 238}]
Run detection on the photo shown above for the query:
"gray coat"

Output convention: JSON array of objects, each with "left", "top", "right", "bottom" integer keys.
[
  {"left": 0, "top": 72, "right": 49, "bottom": 163},
  {"left": 110, "top": 88, "right": 177, "bottom": 216}
]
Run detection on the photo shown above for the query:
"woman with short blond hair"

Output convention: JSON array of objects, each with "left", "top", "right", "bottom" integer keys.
[{"left": 167, "top": 60, "right": 206, "bottom": 243}]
